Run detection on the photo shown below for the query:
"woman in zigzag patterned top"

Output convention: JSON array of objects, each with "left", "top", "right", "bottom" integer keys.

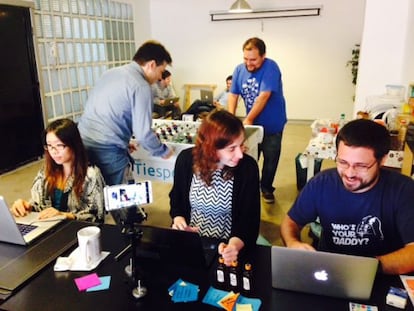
[{"left": 169, "top": 110, "right": 261, "bottom": 266}]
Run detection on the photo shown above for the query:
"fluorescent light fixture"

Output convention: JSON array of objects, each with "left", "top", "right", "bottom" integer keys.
[
  {"left": 229, "top": 0, "right": 252, "bottom": 13},
  {"left": 210, "top": 5, "right": 322, "bottom": 21}
]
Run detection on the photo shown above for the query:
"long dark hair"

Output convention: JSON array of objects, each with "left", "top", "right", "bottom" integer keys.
[
  {"left": 42, "top": 118, "right": 88, "bottom": 200},
  {"left": 192, "top": 110, "right": 245, "bottom": 186}
]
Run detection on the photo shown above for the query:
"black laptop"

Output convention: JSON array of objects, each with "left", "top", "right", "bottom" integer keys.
[{"left": 134, "top": 224, "right": 219, "bottom": 269}]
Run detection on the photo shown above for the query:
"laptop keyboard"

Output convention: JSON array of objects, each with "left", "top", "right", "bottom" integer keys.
[{"left": 17, "top": 223, "right": 38, "bottom": 236}]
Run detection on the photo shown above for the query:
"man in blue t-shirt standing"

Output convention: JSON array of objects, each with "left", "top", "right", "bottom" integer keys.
[
  {"left": 281, "top": 119, "right": 414, "bottom": 275},
  {"left": 228, "top": 37, "right": 287, "bottom": 204}
]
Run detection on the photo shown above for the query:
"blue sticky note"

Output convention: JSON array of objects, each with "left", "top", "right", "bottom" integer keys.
[
  {"left": 86, "top": 276, "right": 111, "bottom": 292},
  {"left": 168, "top": 278, "right": 184, "bottom": 296},
  {"left": 168, "top": 279, "right": 199, "bottom": 303},
  {"left": 202, "top": 286, "right": 229, "bottom": 308},
  {"left": 237, "top": 296, "right": 262, "bottom": 311},
  {"left": 171, "top": 283, "right": 199, "bottom": 303}
]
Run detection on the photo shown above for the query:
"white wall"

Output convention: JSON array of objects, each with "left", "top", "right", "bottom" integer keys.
[
  {"left": 148, "top": 0, "right": 366, "bottom": 121},
  {"left": 354, "top": 0, "right": 414, "bottom": 114}
]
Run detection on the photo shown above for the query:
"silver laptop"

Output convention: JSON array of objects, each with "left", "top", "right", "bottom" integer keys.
[
  {"left": 0, "top": 196, "right": 64, "bottom": 245},
  {"left": 200, "top": 89, "right": 214, "bottom": 104},
  {"left": 162, "top": 96, "right": 179, "bottom": 105},
  {"left": 271, "top": 246, "right": 378, "bottom": 300}
]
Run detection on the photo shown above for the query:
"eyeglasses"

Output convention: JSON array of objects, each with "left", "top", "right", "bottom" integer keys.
[
  {"left": 335, "top": 157, "right": 377, "bottom": 173},
  {"left": 44, "top": 144, "right": 67, "bottom": 152}
]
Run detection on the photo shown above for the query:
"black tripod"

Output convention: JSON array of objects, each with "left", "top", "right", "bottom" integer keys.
[{"left": 113, "top": 205, "right": 148, "bottom": 299}]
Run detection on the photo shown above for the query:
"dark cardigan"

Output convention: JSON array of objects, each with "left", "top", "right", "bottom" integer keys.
[{"left": 169, "top": 147, "right": 261, "bottom": 248}]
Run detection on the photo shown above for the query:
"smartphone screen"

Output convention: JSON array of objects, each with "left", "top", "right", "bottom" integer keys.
[{"left": 104, "top": 181, "right": 153, "bottom": 211}]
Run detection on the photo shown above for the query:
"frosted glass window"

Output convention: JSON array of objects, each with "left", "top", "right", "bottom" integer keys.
[
  {"left": 78, "top": 0, "right": 86, "bottom": 15},
  {"left": 61, "top": 0, "right": 70, "bottom": 13},
  {"left": 96, "top": 20, "right": 104, "bottom": 39},
  {"left": 34, "top": 0, "right": 135, "bottom": 122},
  {"left": 113, "top": 43, "right": 119, "bottom": 61},
  {"left": 105, "top": 21, "right": 112, "bottom": 39},
  {"left": 57, "top": 43, "right": 66, "bottom": 63},
  {"left": 34, "top": 15, "right": 42, "bottom": 37},
  {"left": 111, "top": 21, "right": 117, "bottom": 40},
  {"left": 70, "top": 68, "right": 78, "bottom": 88},
  {"left": 73, "top": 18, "right": 81, "bottom": 39},
  {"left": 93, "top": 66, "right": 101, "bottom": 82},
  {"left": 83, "top": 44, "right": 91, "bottom": 62},
  {"left": 73, "top": 92, "right": 81, "bottom": 112},
  {"left": 94, "top": 0, "right": 102, "bottom": 17},
  {"left": 42, "top": 70, "right": 50, "bottom": 92},
  {"left": 127, "top": 4, "right": 133, "bottom": 20},
  {"left": 120, "top": 43, "right": 125, "bottom": 60},
  {"left": 91, "top": 43, "right": 98, "bottom": 61},
  {"left": 76, "top": 43, "right": 84, "bottom": 63},
  {"left": 86, "top": 0, "right": 94, "bottom": 15},
  {"left": 64, "top": 93, "right": 73, "bottom": 113},
  {"left": 98, "top": 43, "right": 106, "bottom": 61},
  {"left": 107, "top": 43, "right": 113, "bottom": 61},
  {"left": 38, "top": 43, "right": 46, "bottom": 65},
  {"left": 129, "top": 23, "right": 134, "bottom": 39},
  {"left": 42, "top": 15, "right": 53, "bottom": 38},
  {"left": 63, "top": 17, "right": 72, "bottom": 38},
  {"left": 40, "top": 0, "right": 50, "bottom": 11},
  {"left": 46, "top": 96, "right": 54, "bottom": 119},
  {"left": 102, "top": 0, "right": 109, "bottom": 17},
  {"left": 121, "top": 4, "right": 127, "bottom": 19},
  {"left": 34, "top": 0, "right": 41, "bottom": 10},
  {"left": 118, "top": 22, "right": 124, "bottom": 40},
  {"left": 109, "top": 1, "right": 116, "bottom": 18},
  {"left": 86, "top": 67, "right": 93, "bottom": 86},
  {"left": 54, "top": 95, "right": 63, "bottom": 115},
  {"left": 71, "top": 0, "right": 78, "bottom": 14},
  {"left": 54, "top": 16, "right": 63, "bottom": 38},
  {"left": 50, "top": 70, "right": 59, "bottom": 90},
  {"left": 51, "top": 0, "right": 60, "bottom": 12},
  {"left": 128, "top": 43, "right": 135, "bottom": 57},
  {"left": 115, "top": 2, "right": 121, "bottom": 19},
  {"left": 89, "top": 20, "right": 96, "bottom": 38},
  {"left": 66, "top": 43, "right": 75, "bottom": 63},
  {"left": 80, "top": 90, "right": 88, "bottom": 107},
  {"left": 78, "top": 67, "right": 86, "bottom": 86},
  {"left": 60, "top": 68, "right": 69, "bottom": 89},
  {"left": 81, "top": 19, "right": 89, "bottom": 39}
]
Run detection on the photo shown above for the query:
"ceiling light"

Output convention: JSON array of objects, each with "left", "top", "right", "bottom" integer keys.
[{"left": 229, "top": 0, "right": 252, "bottom": 13}]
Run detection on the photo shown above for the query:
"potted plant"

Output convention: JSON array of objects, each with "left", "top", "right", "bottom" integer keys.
[{"left": 346, "top": 44, "right": 360, "bottom": 85}]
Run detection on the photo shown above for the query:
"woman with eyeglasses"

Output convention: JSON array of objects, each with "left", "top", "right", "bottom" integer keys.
[
  {"left": 10, "top": 118, "right": 106, "bottom": 223},
  {"left": 169, "top": 110, "right": 261, "bottom": 266}
]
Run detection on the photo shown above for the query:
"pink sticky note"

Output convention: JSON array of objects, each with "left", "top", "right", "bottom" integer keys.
[{"left": 74, "top": 273, "right": 102, "bottom": 291}]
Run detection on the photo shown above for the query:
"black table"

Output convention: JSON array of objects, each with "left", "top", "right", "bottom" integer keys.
[{"left": 0, "top": 223, "right": 412, "bottom": 311}]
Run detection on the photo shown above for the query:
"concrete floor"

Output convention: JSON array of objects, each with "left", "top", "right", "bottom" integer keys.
[{"left": 0, "top": 121, "right": 335, "bottom": 246}]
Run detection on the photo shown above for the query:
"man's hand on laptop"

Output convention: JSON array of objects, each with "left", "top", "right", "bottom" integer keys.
[
  {"left": 10, "top": 199, "right": 32, "bottom": 217},
  {"left": 286, "top": 240, "right": 316, "bottom": 251}
]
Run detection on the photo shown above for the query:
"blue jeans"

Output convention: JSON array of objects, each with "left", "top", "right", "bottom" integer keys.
[
  {"left": 259, "top": 132, "right": 283, "bottom": 194},
  {"left": 86, "top": 145, "right": 130, "bottom": 186}
]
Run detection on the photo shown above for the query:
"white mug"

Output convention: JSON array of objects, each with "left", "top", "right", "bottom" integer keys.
[{"left": 77, "top": 226, "right": 101, "bottom": 266}]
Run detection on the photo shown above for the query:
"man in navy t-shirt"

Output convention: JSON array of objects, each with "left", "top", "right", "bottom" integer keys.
[{"left": 281, "top": 119, "right": 414, "bottom": 275}]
